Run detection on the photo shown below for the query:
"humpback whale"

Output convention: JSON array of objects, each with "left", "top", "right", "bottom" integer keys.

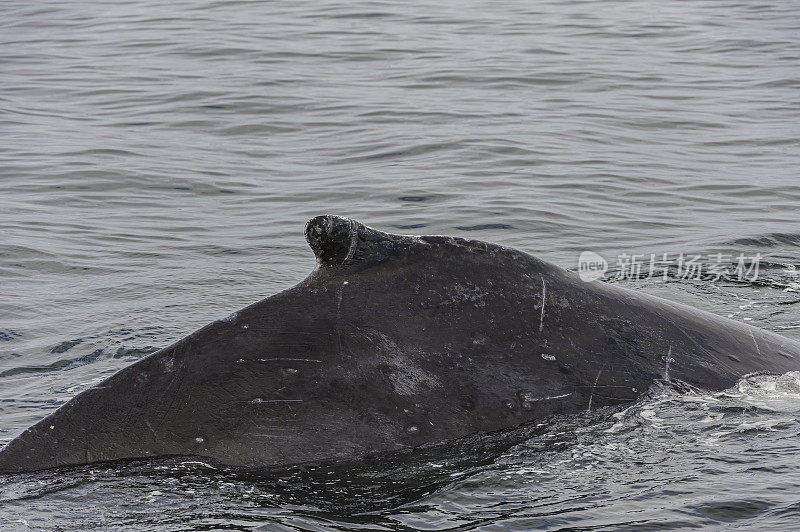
[{"left": 1, "top": 215, "right": 799, "bottom": 473}]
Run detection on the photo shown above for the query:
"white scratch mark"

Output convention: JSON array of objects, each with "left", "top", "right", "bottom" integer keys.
[
  {"left": 336, "top": 281, "right": 346, "bottom": 316},
  {"left": 574, "top": 384, "right": 631, "bottom": 389},
  {"left": 260, "top": 399, "right": 303, "bottom": 403},
  {"left": 524, "top": 392, "right": 572, "bottom": 402},
  {"left": 144, "top": 419, "right": 157, "bottom": 440},
  {"left": 664, "top": 345, "right": 672, "bottom": 381},
  {"left": 667, "top": 318, "right": 712, "bottom": 357},
  {"left": 343, "top": 218, "right": 358, "bottom": 263},
  {"left": 539, "top": 275, "right": 546, "bottom": 333},
  {"left": 587, "top": 368, "right": 603, "bottom": 412},
  {"left": 336, "top": 280, "right": 347, "bottom": 354},
  {"left": 258, "top": 358, "right": 322, "bottom": 363},
  {"left": 748, "top": 328, "right": 762, "bottom": 357}
]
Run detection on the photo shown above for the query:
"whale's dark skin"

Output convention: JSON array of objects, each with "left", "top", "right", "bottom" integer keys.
[{"left": 1, "top": 216, "right": 799, "bottom": 473}]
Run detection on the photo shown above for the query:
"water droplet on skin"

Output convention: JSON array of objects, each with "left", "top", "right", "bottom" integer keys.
[
  {"left": 195, "top": 437, "right": 204, "bottom": 444},
  {"left": 281, "top": 368, "right": 299, "bottom": 376},
  {"left": 242, "top": 324, "right": 249, "bottom": 329},
  {"left": 541, "top": 353, "right": 556, "bottom": 361},
  {"left": 406, "top": 425, "right": 420, "bottom": 434},
  {"left": 49, "top": 425, "right": 55, "bottom": 430},
  {"left": 236, "top": 358, "right": 245, "bottom": 363},
  {"left": 250, "top": 398, "right": 263, "bottom": 404}
]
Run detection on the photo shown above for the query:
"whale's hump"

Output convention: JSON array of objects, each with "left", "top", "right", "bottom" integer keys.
[
  {"left": 304, "top": 215, "right": 524, "bottom": 271},
  {"left": 304, "top": 215, "right": 421, "bottom": 270}
]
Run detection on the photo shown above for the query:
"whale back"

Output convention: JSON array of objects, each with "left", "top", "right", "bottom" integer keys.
[{"left": 1, "top": 216, "right": 799, "bottom": 473}]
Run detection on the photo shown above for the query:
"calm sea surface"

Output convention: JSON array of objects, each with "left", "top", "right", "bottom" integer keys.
[{"left": 1, "top": 0, "right": 800, "bottom": 530}]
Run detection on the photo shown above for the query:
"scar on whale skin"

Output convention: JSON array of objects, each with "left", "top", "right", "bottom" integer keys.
[
  {"left": 587, "top": 367, "right": 604, "bottom": 412},
  {"left": 664, "top": 345, "right": 672, "bottom": 381},
  {"left": 343, "top": 218, "right": 358, "bottom": 264},
  {"left": 336, "top": 280, "right": 348, "bottom": 353},
  {"left": 539, "top": 275, "right": 546, "bottom": 333},
  {"left": 749, "top": 328, "right": 762, "bottom": 357}
]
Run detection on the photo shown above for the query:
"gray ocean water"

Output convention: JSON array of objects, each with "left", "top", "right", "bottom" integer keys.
[{"left": 2, "top": 0, "right": 800, "bottom": 529}]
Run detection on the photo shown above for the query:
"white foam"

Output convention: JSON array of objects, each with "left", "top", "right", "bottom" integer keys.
[{"left": 715, "top": 371, "right": 800, "bottom": 413}]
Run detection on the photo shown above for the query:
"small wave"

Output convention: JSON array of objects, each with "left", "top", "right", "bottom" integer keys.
[
  {"left": 0, "top": 349, "right": 104, "bottom": 378},
  {"left": 0, "top": 330, "right": 22, "bottom": 342},
  {"left": 0, "top": 346, "right": 157, "bottom": 378},
  {"left": 50, "top": 339, "right": 82, "bottom": 354},
  {"left": 455, "top": 223, "right": 516, "bottom": 231},
  {"left": 725, "top": 233, "right": 800, "bottom": 248}
]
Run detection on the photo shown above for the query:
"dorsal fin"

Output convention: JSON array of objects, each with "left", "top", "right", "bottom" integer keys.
[{"left": 305, "top": 215, "right": 411, "bottom": 269}]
